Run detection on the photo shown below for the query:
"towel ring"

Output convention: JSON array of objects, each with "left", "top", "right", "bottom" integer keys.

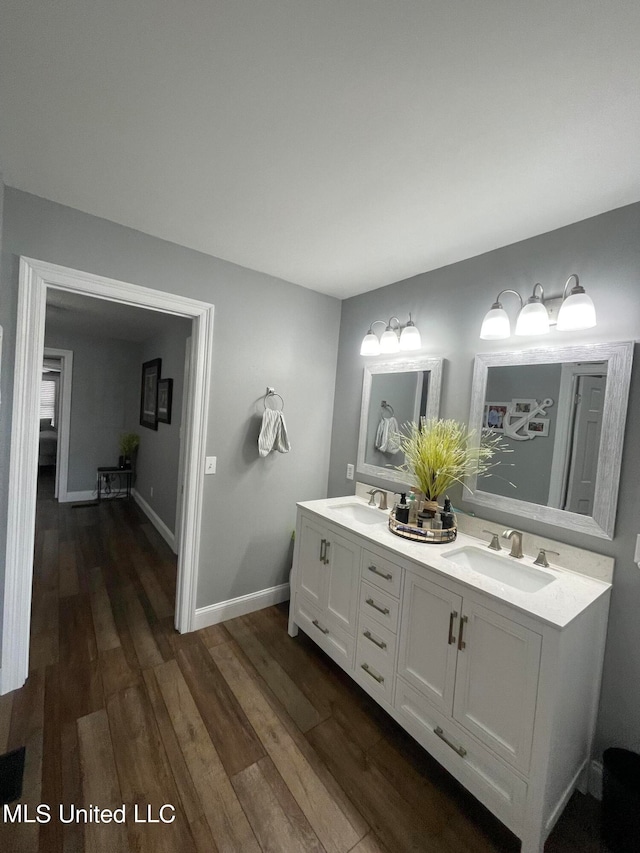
[
  {"left": 381, "top": 400, "right": 394, "bottom": 418},
  {"left": 264, "top": 387, "right": 285, "bottom": 411}
]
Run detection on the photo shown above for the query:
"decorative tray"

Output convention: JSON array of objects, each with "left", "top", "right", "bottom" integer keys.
[{"left": 388, "top": 510, "right": 457, "bottom": 544}]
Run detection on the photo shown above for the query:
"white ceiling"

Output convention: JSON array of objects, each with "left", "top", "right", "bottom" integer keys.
[{"left": 1, "top": 1, "right": 639, "bottom": 299}]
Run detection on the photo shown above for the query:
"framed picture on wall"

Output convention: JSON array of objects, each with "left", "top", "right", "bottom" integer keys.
[
  {"left": 157, "top": 378, "right": 173, "bottom": 424},
  {"left": 140, "top": 358, "right": 162, "bottom": 430}
]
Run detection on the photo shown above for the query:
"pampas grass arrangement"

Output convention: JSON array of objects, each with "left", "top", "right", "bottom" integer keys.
[{"left": 396, "top": 417, "right": 508, "bottom": 501}]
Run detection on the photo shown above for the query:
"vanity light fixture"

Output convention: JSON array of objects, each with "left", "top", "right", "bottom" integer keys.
[
  {"left": 556, "top": 274, "right": 597, "bottom": 331},
  {"left": 514, "top": 284, "right": 549, "bottom": 336},
  {"left": 479, "top": 290, "right": 523, "bottom": 340},
  {"left": 360, "top": 315, "right": 422, "bottom": 355},
  {"left": 480, "top": 273, "right": 596, "bottom": 340}
]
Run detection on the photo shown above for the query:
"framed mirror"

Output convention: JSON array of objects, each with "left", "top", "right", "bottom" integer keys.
[
  {"left": 357, "top": 356, "right": 443, "bottom": 486},
  {"left": 465, "top": 342, "right": 633, "bottom": 539}
]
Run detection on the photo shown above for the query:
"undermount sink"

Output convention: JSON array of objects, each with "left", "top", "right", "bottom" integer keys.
[
  {"left": 443, "top": 546, "right": 556, "bottom": 593},
  {"left": 327, "top": 501, "right": 386, "bottom": 525}
]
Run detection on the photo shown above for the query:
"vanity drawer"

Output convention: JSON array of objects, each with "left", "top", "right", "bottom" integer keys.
[
  {"left": 361, "top": 549, "right": 402, "bottom": 598},
  {"left": 295, "top": 595, "right": 355, "bottom": 672},
  {"left": 355, "top": 618, "right": 396, "bottom": 705},
  {"left": 359, "top": 582, "right": 400, "bottom": 634},
  {"left": 394, "top": 677, "right": 527, "bottom": 835}
]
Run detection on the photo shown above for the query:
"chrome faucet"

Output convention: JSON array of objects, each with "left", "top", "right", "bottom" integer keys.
[
  {"left": 367, "top": 489, "right": 388, "bottom": 510},
  {"left": 502, "top": 529, "right": 524, "bottom": 558}
]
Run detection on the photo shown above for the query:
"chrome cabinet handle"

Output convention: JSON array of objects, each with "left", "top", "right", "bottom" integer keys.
[
  {"left": 367, "top": 564, "right": 393, "bottom": 581},
  {"left": 434, "top": 726, "right": 467, "bottom": 757},
  {"left": 363, "top": 630, "right": 387, "bottom": 650},
  {"left": 448, "top": 610, "right": 458, "bottom": 645},
  {"left": 312, "top": 619, "right": 329, "bottom": 635},
  {"left": 319, "top": 539, "right": 326, "bottom": 563},
  {"left": 458, "top": 614, "right": 468, "bottom": 651},
  {"left": 361, "top": 663, "right": 384, "bottom": 684},
  {"left": 365, "top": 597, "right": 390, "bottom": 616},
  {"left": 324, "top": 541, "right": 330, "bottom": 564}
]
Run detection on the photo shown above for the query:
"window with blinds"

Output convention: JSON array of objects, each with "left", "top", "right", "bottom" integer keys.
[{"left": 40, "top": 379, "right": 57, "bottom": 425}]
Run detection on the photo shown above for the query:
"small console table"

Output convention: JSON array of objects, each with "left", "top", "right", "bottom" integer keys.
[{"left": 97, "top": 466, "right": 133, "bottom": 501}]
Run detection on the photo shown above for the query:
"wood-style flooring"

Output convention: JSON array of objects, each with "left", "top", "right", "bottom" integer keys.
[{"left": 0, "top": 471, "right": 602, "bottom": 852}]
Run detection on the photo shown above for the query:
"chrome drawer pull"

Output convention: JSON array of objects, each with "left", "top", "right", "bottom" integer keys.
[
  {"left": 319, "top": 539, "right": 326, "bottom": 562},
  {"left": 448, "top": 610, "right": 458, "bottom": 645},
  {"left": 365, "top": 597, "right": 390, "bottom": 616},
  {"left": 434, "top": 726, "right": 467, "bottom": 758},
  {"left": 312, "top": 619, "right": 329, "bottom": 635},
  {"left": 324, "top": 541, "right": 331, "bottom": 565},
  {"left": 458, "top": 614, "right": 468, "bottom": 651},
  {"left": 361, "top": 663, "right": 384, "bottom": 684},
  {"left": 363, "top": 630, "right": 387, "bottom": 650},
  {"left": 367, "top": 564, "right": 393, "bottom": 581}
]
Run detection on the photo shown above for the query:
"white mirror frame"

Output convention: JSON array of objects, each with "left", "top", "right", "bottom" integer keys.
[
  {"left": 465, "top": 341, "right": 634, "bottom": 540},
  {"left": 356, "top": 356, "right": 443, "bottom": 486}
]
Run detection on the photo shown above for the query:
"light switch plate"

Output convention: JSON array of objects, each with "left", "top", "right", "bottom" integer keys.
[
  {"left": 205, "top": 456, "right": 217, "bottom": 474},
  {"left": 346, "top": 463, "right": 355, "bottom": 480}
]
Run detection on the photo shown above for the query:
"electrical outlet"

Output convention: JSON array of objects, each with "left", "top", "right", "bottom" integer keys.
[
  {"left": 346, "top": 463, "right": 355, "bottom": 480},
  {"left": 205, "top": 456, "right": 217, "bottom": 474}
]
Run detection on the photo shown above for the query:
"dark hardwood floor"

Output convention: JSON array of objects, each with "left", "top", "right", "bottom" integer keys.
[{"left": 0, "top": 470, "right": 603, "bottom": 851}]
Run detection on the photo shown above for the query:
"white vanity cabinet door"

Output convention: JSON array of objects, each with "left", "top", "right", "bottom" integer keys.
[
  {"left": 325, "top": 530, "right": 361, "bottom": 634},
  {"left": 297, "top": 516, "right": 328, "bottom": 608},
  {"left": 452, "top": 600, "right": 542, "bottom": 774},
  {"left": 296, "top": 514, "right": 361, "bottom": 636},
  {"left": 397, "top": 571, "right": 462, "bottom": 716}
]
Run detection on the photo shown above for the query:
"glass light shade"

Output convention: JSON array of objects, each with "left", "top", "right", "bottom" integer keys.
[
  {"left": 360, "top": 332, "right": 381, "bottom": 356},
  {"left": 480, "top": 307, "right": 510, "bottom": 340},
  {"left": 515, "top": 301, "right": 549, "bottom": 336},
  {"left": 399, "top": 323, "right": 422, "bottom": 351},
  {"left": 379, "top": 328, "right": 400, "bottom": 353},
  {"left": 556, "top": 292, "right": 596, "bottom": 331}
]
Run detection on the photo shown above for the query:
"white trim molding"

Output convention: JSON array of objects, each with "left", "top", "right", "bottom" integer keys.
[
  {"left": 132, "top": 489, "right": 177, "bottom": 553},
  {"left": 62, "top": 490, "right": 97, "bottom": 504},
  {"left": 193, "top": 584, "right": 290, "bottom": 631},
  {"left": 2, "top": 257, "right": 214, "bottom": 693}
]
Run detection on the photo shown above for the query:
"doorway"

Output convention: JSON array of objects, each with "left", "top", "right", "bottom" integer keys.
[{"left": 2, "top": 257, "right": 215, "bottom": 694}]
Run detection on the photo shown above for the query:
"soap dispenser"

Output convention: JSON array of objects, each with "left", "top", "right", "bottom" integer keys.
[
  {"left": 395, "top": 493, "right": 410, "bottom": 524},
  {"left": 441, "top": 496, "right": 454, "bottom": 530}
]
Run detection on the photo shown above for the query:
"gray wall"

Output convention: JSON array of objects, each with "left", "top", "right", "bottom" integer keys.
[
  {"left": 328, "top": 202, "right": 640, "bottom": 755},
  {"left": 136, "top": 321, "right": 191, "bottom": 534},
  {"left": 44, "top": 323, "right": 141, "bottom": 492},
  {"left": 1, "top": 188, "right": 341, "bottom": 614}
]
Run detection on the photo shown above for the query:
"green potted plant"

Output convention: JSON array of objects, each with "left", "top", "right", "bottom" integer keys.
[
  {"left": 118, "top": 432, "right": 140, "bottom": 470},
  {"left": 396, "top": 417, "right": 507, "bottom": 513}
]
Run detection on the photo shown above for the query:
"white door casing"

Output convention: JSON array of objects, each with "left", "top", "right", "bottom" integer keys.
[{"left": 1, "top": 257, "right": 214, "bottom": 694}]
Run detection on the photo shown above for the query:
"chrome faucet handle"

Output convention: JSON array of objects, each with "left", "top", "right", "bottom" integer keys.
[
  {"left": 482, "top": 530, "right": 502, "bottom": 551},
  {"left": 533, "top": 548, "right": 559, "bottom": 568},
  {"left": 367, "top": 490, "right": 377, "bottom": 506}
]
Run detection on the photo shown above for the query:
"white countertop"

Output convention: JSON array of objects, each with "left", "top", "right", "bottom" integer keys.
[{"left": 297, "top": 496, "right": 611, "bottom": 629}]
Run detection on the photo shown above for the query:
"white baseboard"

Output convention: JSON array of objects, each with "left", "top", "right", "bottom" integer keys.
[
  {"left": 589, "top": 759, "right": 603, "bottom": 800},
  {"left": 132, "top": 489, "right": 177, "bottom": 553},
  {"left": 61, "top": 490, "right": 97, "bottom": 503},
  {"left": 193, "top": 583, "right": 290, "bottom": 630}
]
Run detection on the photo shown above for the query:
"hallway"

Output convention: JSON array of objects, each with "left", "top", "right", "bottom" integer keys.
[{"left": 0, "top": 475, "right": 601, "bottom": 851}]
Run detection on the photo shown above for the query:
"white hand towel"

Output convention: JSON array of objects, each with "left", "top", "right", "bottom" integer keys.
[
  {"left": 375, "top": 416, "right": 401, "bottom": 454},
  {"left": 258, "top": 408, "right": 291, "bottom": 457}
]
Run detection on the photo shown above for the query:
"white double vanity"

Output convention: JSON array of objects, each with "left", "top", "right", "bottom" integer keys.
[{"left": 288, "top": 495, "right": 611, "bottom": 852}]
